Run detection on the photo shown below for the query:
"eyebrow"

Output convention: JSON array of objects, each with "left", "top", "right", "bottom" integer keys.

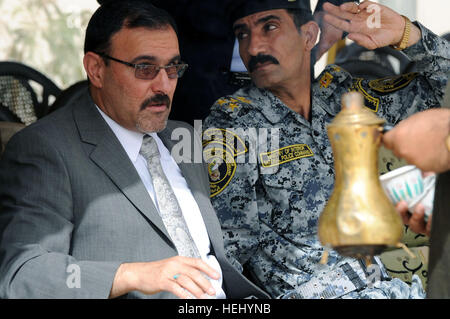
[
  {"left": 233, "top": 14, "right": 282, "bottom": 33},
  {"left": 131, "top": 54, "right": 182, "bottom": 64}
]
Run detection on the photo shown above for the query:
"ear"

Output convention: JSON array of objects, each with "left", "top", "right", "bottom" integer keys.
[
  {"left": 83, "top": 52, "right": 105, "bottom": 88},
  {"left": 300, "top": 21, "right": 320, "bottom": 51}
]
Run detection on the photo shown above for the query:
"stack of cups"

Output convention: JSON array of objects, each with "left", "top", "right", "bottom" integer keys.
[{"left": 379, "top": 165, "right": 435, "bottom": 222}]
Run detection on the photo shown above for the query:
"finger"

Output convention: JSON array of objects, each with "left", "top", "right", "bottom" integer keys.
[
  {"left": 422, "top": 171, "right": 435, "bottom": 178},
  {"left": 184, "top": 268, "right": 216, "bottom": 296},
  {"left": 322, "top": 13, "right": 352, "bottom": 33},
  {"left": 347, "top": 33, "right": 377, "bottom": 50},
  {"left": 340, "top": 2, "right": 360, "bottom": 14},
  {"left": 166, "top": 279, "right": 196, "bottom": 299},
  {"left": 182, "top": 257, "right": 220, "bottom": 280},
  {"left": 359, "top": 1, "right": 376, "bottom": 11},
  {"left": 323, "top": 2, "right": 358, "bottom": 21},
  {"left": 173, "top": 274, "right": 207, "bottom": 299},
  {"left": 395, "top": 201, "right": 411, "bottom": 225},
  {"left": 409, "top": 205, "right": 427, "bottom": 234}
]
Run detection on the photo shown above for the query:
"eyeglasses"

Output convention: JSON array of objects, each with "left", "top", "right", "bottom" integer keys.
[{"left": 95, "top": 52, "right": 188, "bottom": 80}]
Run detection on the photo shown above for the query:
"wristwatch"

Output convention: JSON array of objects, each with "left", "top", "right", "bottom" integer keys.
[{"left": 391, "top": 15, "right": 412, "bottom": 51}]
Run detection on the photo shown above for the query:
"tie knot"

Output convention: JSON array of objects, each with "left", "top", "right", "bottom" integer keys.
[{"left": 140, "top": 135, "right": 160, "bottom": 161}]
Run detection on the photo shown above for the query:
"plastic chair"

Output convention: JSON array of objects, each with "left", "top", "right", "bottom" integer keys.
[{"left": 0, "top": 61, "right": 61, "bottom": 125}]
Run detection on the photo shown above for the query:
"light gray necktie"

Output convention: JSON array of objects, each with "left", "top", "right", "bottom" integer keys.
[{"left": 140, "top": 135, "right": 201, "bottom": 258}]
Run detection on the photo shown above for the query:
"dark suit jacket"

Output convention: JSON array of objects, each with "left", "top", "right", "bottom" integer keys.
[{"left": 0, "top": 89, "right": 269, "bottom": 299}]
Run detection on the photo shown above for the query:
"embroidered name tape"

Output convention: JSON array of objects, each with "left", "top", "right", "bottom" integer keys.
[{"left": 260, "top": 144, "right": 314, "bottom": 168}]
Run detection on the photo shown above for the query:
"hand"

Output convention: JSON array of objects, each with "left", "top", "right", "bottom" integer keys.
[
  {"left": 322, "top": 1, "right": 421, "bottom": 50},
  {"left": 382, "top": 108, "right": 450, "bottom": 174},
  {"left": 396, "top": 201, "right": 432, "bottom": 237},
  {"left": 110, "top": 256, "right": 220, "bottom": 299},
  {"left": 313, "top": 10, "right": 345, "bottom": 60}
]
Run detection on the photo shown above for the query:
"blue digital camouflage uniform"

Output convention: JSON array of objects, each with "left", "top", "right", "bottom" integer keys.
[{"left": 203, "top": 23, "right": 450, "bottom": 298}]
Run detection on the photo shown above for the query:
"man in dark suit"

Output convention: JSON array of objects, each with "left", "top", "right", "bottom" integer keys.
[{"left": 0, "top": 0, "right": 268, "bottom": 299}]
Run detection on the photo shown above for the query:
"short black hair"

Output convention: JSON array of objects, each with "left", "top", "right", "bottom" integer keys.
[
  {"left": 286, "top": 8, "right": 314, "bottom": 33},
  {"left": 84, "top": 0, "right": 178, "bottom": 57}
]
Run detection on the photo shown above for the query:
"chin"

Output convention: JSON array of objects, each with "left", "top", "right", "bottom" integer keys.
[
  {"left": 251, "top": 73, "right": 277, "bottom": 89},
  {"left": 136, "top": 116, "right": 168, "bottom": 133}
]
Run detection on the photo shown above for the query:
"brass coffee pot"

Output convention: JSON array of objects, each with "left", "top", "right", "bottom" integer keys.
[{"left": 318, "top": 92, "right": 403, "bottom": 259}]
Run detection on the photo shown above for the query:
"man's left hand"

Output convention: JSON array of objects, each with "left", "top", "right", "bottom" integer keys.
[{"left": 322, "top": 1, "right": 421, "bottom": 50}]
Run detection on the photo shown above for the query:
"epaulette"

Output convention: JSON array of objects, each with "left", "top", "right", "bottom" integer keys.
[
  {"left": 315, "top": 64, "right": 352, "bottom": 99},
  {"left": 212, "top": 95, "right": 253, "bottom": 118}
]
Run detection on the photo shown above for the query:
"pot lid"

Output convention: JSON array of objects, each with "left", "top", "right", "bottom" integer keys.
[{"left": 329, "top": 92, "right": 386, "bottom": 126}]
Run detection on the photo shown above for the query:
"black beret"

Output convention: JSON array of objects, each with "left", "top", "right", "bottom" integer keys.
[{"left": 227, "top": 0, "right": 312, "bottom": 25}]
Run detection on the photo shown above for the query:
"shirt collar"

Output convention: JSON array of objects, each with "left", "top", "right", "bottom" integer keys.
[{"left": 95, "top": 105, "right": 148, "bottom": 163}]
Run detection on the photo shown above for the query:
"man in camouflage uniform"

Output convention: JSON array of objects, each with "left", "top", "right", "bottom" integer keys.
[{"left": 203, "top": 0, "right": 450, "bottom": 298}]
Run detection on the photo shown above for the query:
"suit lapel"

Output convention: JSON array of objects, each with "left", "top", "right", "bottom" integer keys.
[{"left": 72, "top": 91, "right": 172, "bottom": 242}]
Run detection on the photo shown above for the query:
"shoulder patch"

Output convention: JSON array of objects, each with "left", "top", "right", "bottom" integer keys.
[
  {"left": 349, "top": 78, "right": 380, "bottom": 112},
  {"left": 202, "top": 128, "right": 248, "bottom": 197},
  {"left": 368, "top": 73, "right": 418, "bottom": 94},
  {"left": 204, "top": 147, "right": 237, "bottom": 197}
]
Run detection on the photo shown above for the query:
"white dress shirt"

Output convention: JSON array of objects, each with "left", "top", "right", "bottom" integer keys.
[{"left": 96, "top": 106, "right": 226, "bottom": 299}]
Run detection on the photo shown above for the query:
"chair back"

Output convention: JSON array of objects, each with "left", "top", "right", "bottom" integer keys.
[{"left": 0, "top": 61, "right": 61, "bottom": 125}]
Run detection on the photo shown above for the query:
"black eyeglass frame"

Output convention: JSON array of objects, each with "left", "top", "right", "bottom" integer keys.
[{"left": 94, "top": 52, "right": 188, "bottom": 80}]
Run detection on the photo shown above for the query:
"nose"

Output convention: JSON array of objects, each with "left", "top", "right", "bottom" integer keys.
[
  {"left": 247, "top": 31, "right": 267, "bottom": 57},
  {"left": 150, "top": 67, "right": 174, "bottom": 94}
]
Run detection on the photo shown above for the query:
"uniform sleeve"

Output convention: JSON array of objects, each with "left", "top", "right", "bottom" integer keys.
[
  {"left": 403, "top": 22, "right": 450, "bottom": 100},
  {"left": 203, "top": 101, "right": 261, "bottom": 274},
  {"left": 0, "top": 130, "right": 121, "bottom": 298}
]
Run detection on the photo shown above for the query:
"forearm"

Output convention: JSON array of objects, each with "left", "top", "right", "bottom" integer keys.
[{"left": 0, "top": 249, "right": 121, "bottom": 298}]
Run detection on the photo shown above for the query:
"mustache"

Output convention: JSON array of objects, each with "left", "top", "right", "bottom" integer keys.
[
  {"left": 248, "top": 54, "right": 280, "bottom": 73},
  {"left": 140, "top": 94, "right": 171, "bottom": 110}
]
